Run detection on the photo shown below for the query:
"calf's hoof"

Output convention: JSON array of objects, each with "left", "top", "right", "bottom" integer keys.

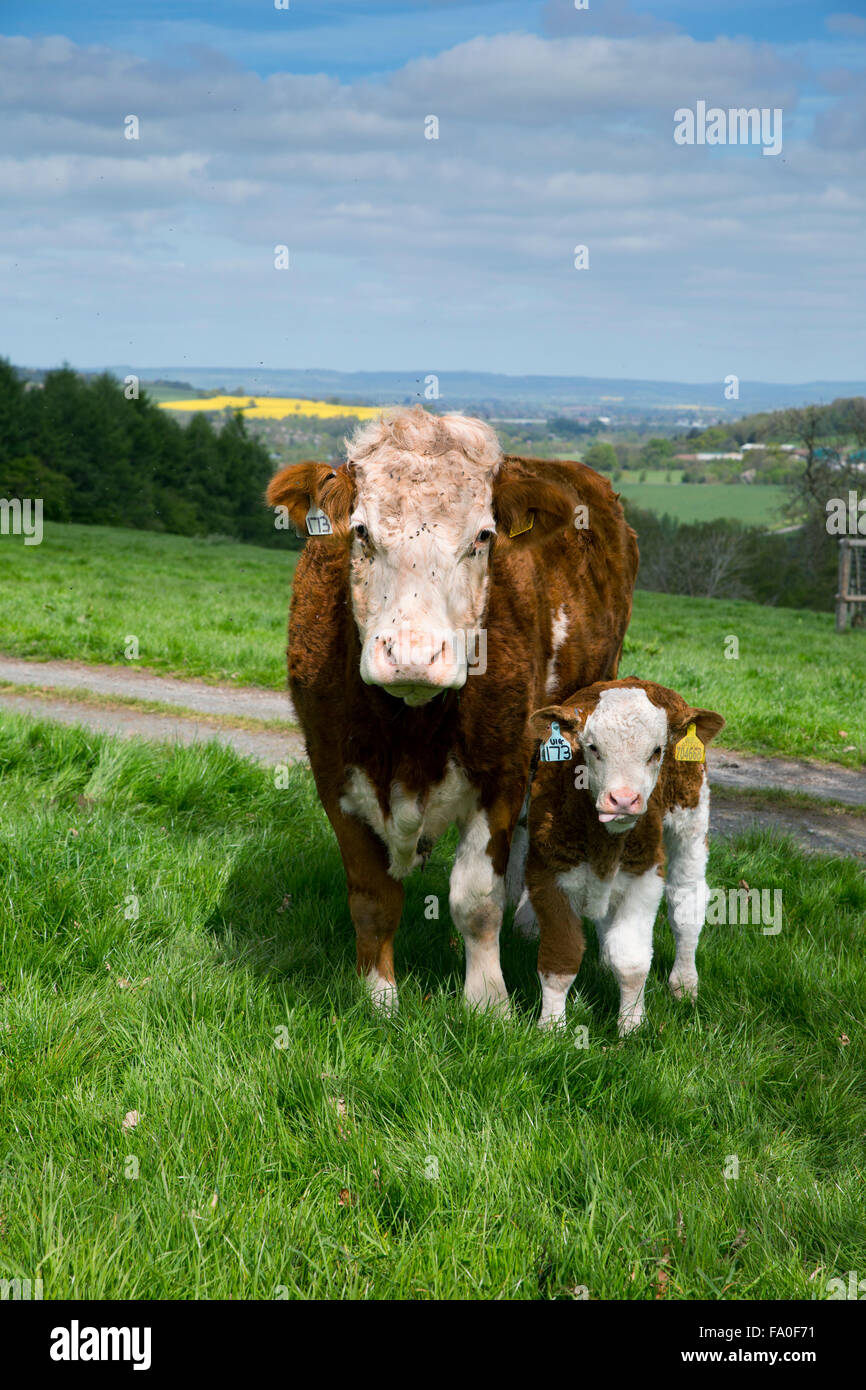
[
  {"left": 617, "top": 1010, "right": 645, "bottom": 1038},
  {"left": 668, "top": 971, "right": 698, "bottom": 1002}
]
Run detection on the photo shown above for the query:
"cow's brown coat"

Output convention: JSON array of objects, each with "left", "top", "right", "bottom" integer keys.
[{"left": 268, "top": 433, "right": 640, "bottom": 997}]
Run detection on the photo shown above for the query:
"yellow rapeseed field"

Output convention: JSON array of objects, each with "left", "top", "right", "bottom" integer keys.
[{"left": 159, "top": 395, "right": 384, "bottom": 421}]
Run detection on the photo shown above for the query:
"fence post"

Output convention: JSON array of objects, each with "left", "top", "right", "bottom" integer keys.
[{"left": 835, "top": 539, "right": 850, "bottom": 633}]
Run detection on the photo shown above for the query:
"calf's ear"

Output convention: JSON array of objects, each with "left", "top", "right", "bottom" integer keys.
[
  {"left": 493, "top": 459, "right": 577, "bottom": 547},
  {"left": 528, "top": 703, "right": 585, "bottom": 745},
  {"left": 265, "top": 461, "right": 355, "bottom": 536},
  {"left": 673, "top": 707, "right": 725, "bottom": 747}
]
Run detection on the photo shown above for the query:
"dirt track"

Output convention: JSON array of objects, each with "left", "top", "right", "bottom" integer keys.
[{"left": 0, "top": 654, "right": 862, "bottom": 859}]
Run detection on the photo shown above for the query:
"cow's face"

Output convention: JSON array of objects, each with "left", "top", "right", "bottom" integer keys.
[
  {"left": 530, "top": 682, "right": 725, "bottom": 834},
  {"left": 267, "top": 408, "right": 577, "bottom": 706}
]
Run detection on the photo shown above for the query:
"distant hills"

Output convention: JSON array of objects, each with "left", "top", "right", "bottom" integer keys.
[
  {"left": 18, "top": 364, "right": 866, "bottom": 420},
  {"left": 94, "top": 366, "right": 866, "bottom": 419}
]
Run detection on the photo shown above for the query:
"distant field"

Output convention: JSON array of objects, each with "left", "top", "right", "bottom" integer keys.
[
  {"left": 160, "top": 395, "right": 382, "bottom": 421},
  {"left": 1, "top": 523, "right": 863, "bottom": 766},
  {"left": 620, "top": 481, "right": 788, "bottom": 527},
  {"left": 142, "top": 384, "right": 204, "bottom": 403}
]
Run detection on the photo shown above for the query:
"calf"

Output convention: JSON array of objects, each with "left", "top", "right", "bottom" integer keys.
[{"left": 525, "top": 678, "right": 724, "bottom": 1034}]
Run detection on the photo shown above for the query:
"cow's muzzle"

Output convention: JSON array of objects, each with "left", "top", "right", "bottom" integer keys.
[{"left": 361, "top": 629, "right": 466, "bottom": 703}]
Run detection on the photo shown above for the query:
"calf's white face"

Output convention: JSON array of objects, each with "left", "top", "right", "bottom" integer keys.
[
  {"left": 579, "top": 688, "right": 668, "bottom": 832},
  {"left": 347, "top": 416, "right": 499, "bottom": 706}
]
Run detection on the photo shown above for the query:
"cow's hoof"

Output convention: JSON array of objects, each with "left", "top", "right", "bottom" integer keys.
[
  {"left": 669, "top": 971, "right": 698, "bottom": 1002},
  {"left": 365, "top": 969, "right": 398, "bottom": 1016}
]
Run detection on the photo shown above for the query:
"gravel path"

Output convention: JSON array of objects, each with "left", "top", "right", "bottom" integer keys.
[
  {"left": 0, "top": 653, "right": 863, "bottom": 858},
  {"left": 0, "top": 655, "right": 295, "bottom": 722}
]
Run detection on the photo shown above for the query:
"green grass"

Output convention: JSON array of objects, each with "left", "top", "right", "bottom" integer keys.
[
  {"left": 619, "top": 481, "right": 787, "bottom": 526},
  {"left": 1, "top": 522, "right": 864, "bottom": 765},
  {"left": 0, "top": 713, "right": 863, "bottom": 1299},
  {"left": 0, "top": 523, "right": 297, "bottom": 687}
]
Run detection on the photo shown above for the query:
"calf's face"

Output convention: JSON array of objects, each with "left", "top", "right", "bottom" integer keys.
[
  {"left": 579, "top": 688, "right": 668, "bottom": 829},
  {"left": 266, "top": 409, "right": 577, "bottom": 706},
  {"left": 531, "top": 683, "right": 725, "bottom": 834}
]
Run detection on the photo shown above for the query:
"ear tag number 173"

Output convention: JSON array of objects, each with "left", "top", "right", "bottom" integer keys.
[
  {"left": 306, "top": 504, "right": 332, "bottom": 536},
  {"left": 540, "top": 720, "right": 572, "bottom": 763}
]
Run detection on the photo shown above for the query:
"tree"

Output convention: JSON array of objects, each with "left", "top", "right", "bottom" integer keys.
[{"left": 582, "top": 442, "right": 617, "bottom": 473}]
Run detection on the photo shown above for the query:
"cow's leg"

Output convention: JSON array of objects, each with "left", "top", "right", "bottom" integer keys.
[
  {"left": 663, "top": 786, "right": 710, "bottom": 1002},
  {"left": 527, "top": 866, "right": 586, "bottom": 1028},
  {"left": 450, "top": 807, "right": 509, "bottom": 1011},
  {"left": 326, "top": 804, "right": 405, "bottom": 1014},
  {"left": 596, "top": 867, "right": 664, "bottom": 1036}
]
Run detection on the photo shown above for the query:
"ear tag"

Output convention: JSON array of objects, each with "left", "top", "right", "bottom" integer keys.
[
  {"left": 306, "top": 504, "right": 332, "bottom": 536},
  {"left": 508, "top": 512, "right": 534, "bottom": 539},
  {"left": 539, "top": 720, "right": 572, "bottom": 763},
  {"left": 674, "top": 722, "right": 705, "bottom": 763}
]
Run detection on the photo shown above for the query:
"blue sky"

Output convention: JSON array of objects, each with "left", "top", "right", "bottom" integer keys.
[{"left": 2, "top": 0, "right": 865, "bottom": 381}]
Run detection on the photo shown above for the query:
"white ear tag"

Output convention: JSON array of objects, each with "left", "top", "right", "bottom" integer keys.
[
  {"left": 539, "top": 720, "right": 572, "bottom": 763},
  {"left": 306, "top": 504, "right": 332, "bottom": 536}
]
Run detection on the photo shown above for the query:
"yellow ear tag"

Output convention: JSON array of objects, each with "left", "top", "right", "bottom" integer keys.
[
  {"left": 674, "top": 722, "right": 705, "bottom": 763},
  {"left": 508, "top": 512, "right": 534, "bottom": 538}
]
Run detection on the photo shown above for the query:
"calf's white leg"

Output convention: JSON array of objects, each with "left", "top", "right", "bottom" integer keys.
[
  {"left": 596, "top": 867, "right": 664, "bottom": 1035},
  {"left": 663, "top": 780, "right": 710, "bottom": 1002}
]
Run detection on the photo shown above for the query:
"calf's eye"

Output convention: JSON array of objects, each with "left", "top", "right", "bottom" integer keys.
[
  {"left": 354, "top": 523, "right": 368, "bottom": 541},
  {"left": 475, "top": 529, "right": 493, "bottom": 544}
]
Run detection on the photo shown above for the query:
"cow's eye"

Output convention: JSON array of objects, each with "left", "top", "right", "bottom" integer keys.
[
  {"left": 587, "top": 742, "right": 600, "bottom": 756},
  {"left": 475, "top": 529, "right": 493, "bottom": 544},
  {"left": 650, "top": 745, "right": 662, "bottom": 760},
  {"left": 353, "top": 523, "right": 368, "bottom": 542}
]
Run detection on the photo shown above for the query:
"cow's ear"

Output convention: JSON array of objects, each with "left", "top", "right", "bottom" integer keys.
[
  {"left": 265, "top": 461, "right": 355, "bottom": 536},
  {"left": 528, "top": 703, "right": 583, "bottom": 744},
  {"left": 672, "top": 706, "right": 725, "bottom": 747},
  {"left": 492, "top": 460, "right": 576, "bottom": 547}
]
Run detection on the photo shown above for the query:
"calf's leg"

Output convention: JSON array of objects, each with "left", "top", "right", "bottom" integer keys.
[
  {"left": 528, "top": 868, "right": 587, "bottom": 1028},
  {"left": 662, "top": 785, "right": 710, "bottom": 1001},
  {"left": 596, "top": 867, "right": 664, "bottom": 1035}
]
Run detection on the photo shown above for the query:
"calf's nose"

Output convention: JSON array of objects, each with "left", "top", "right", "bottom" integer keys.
[{"left": 605, "top": 787, "right": 643, "bottom": 814}]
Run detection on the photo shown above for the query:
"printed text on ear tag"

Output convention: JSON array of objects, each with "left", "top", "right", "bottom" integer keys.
[
  {"left": 674, "top": 722, "right": 705, "bottom": 763},
  {"left": 509, "top": 512, "right": 534, "bottom": 538},
  {"left": 306, "top": 504, "right": 332, "bottom": 536},
  {"left": 539, "top": 720, "right": 572, "bottom": 763}
]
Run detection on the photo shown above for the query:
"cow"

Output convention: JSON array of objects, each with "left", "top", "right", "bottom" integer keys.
[
  {"left": 525, "top": 678, "right": 725, "bottom": 1034},
  {"left": 266, "top": 407, "right": 639, "bottom": 1014}
]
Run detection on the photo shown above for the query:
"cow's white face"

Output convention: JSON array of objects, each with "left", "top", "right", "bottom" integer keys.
[
  {"left": 266, "top": 407, "right": 579, "bottom": 708},
  {"left": 346, "top": 417, "right": 500, "bottom": 705},
  {"left": 349, "top": 454, "right": 495, "bottom": 703},
  {"left": 579, "top": 687, "right": 668, "bottom": 833}
]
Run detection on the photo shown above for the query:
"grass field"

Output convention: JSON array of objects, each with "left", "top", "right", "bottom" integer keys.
[
  {"left": 619, "top": 482, "right": 787, "bottom": 527},
  {"left": 1, "top": 523, "right": 863, "bottom": 767},
  {"left": 0, "top": 713, "right": 863, "bottom": 1299}
]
